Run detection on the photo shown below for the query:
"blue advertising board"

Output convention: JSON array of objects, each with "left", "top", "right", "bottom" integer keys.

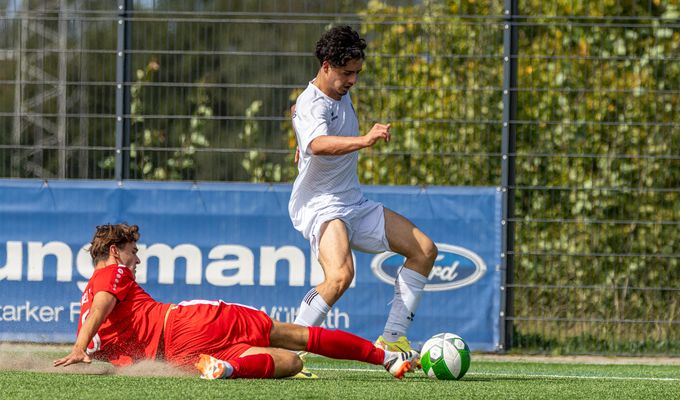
[{"left": 0, "top": 179, "right": 501, "bottom": 351}]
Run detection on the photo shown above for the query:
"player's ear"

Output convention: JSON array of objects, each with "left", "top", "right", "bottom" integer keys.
[
  {"left": 321, "top": 60, "right": 331, "bottom": 72},
  {"left": 109, "top": 244, "right": 119, "bottom": 258}
]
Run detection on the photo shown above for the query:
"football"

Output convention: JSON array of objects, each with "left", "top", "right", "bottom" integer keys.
[{"left": 420, "top": 332, "right": 470, "bottom": 380}]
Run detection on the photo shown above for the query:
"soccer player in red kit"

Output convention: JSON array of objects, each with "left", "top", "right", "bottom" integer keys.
[{"left": 53, "top": 224, "right": 419, "bottom": 379}]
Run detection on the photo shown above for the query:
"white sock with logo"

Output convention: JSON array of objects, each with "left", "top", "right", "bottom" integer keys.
[
  {"left": 382, "top": 267, "right": 428, "bottom": 340},
  {"left": 383, "top": 349, "right": 398, "bottom": 365},
  {"left": 294, "top": 287, "right": 331, "bottom": 327}
]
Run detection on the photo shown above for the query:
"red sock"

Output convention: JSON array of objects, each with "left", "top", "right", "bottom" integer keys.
[
  {"left": 306, "top": 326, "right": 385, "bottom": 366},
  {"left": 228, "top": 353, "right": 275, "bottom": 379}
]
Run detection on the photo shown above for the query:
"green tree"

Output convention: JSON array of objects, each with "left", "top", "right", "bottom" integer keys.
[
  {"left": 99, "top": 60, "right": 212, "bottom": 180},
  {"left": 337, "top": 0, "right": 680, "bottom": 353}
]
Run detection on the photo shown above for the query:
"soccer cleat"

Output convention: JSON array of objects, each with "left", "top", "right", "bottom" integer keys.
[
  {"left": 290, "top": 352, "right": 319, "bottom": 379},
  {"left": 195, "top": 354, "right": 233, "bottom": 379},
  {"left": 291, "top": 367, "right": 319, "bottom": 379},
  {"left": 374, "top": 335, "right": 413, "bottom": 352},
  {"left": 383, "top": 350, "right": 420, "bottom": 379}
]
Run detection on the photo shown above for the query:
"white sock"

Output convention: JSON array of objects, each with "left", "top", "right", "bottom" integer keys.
[
  {"left": 383, "top": 349, "right": 398, "bottom": 364},
  {"left": 382, "top": 267, "right": 428, "bottom": 340},
  {"left": 294, "top": 288, "right": 331, "bottom": 327},
  {"left": 219, "top": 360, "right": 234, "bottom": 379}
]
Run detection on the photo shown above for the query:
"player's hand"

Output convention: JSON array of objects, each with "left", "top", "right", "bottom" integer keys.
[
  {"left": 364, "top": 123, "right": 391, "bottom": 147},
  {"left": 53, "top": 348, "right": 92, "bottom": 367}
]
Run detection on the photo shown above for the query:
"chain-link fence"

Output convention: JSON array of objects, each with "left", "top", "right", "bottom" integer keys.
[
  {"left": 510, "top": 2, "right": 679, "bottom": 355},
  {"left": 1, "top": 0, "right": 678, "bottom": 355}
]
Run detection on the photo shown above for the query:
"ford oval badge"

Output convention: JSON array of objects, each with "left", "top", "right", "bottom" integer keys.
[{"left": 370, "top": 243, "right": 486, "bottom": 291}]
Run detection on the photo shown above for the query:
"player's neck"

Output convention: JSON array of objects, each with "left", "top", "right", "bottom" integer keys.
[
  {"left": 313, "top": 74, "right": 342, "bottom": 101},
  {"left": 95, "top": 258, "right": 117, "bottom": 270}
]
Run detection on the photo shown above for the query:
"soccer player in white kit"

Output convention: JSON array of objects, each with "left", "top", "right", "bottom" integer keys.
[{"left": 289, "top": 26, "right": 437, "bottom": 369}]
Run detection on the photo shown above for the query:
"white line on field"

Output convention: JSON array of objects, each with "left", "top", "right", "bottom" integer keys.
[
  {"left": 469, "top": 371, "right": 680, "bottom": 382},
  {"left": 311, "top": 367, "right": 680, "bottom": 382}
]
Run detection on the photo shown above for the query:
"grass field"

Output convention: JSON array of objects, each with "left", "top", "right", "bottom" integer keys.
[{"left": 1, "top": 348, "right": 679, "bottom": 400}]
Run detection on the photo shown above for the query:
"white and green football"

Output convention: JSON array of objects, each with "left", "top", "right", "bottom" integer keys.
[{"left": 420, "top": 332, "right": 470, "bottom": 380}]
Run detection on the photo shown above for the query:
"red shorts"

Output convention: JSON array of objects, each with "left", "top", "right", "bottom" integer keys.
[{"left": 163, "top": 300, "right": 273, "bottom": 366}]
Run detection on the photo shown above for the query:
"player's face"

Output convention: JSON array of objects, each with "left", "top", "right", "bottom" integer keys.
[
  {"left": 325, "top": 58, "right": 363, "bottom": 99},
  {"left": 113, "top": 241, "right": 140, "bottom": 275}
]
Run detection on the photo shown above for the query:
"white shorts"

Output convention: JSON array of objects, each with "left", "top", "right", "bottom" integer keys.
[{"left": 308, "top": 198, "right": 391, "bottom": 259}]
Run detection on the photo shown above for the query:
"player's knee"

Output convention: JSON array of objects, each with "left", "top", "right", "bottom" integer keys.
[
  {"left": 290, "top": 354, "right": 303, "bottom": 375},
  {"left": 423, "top": 240, "right": 438, "bottom": 265},
  {"left": 326, "top": 272, "right": 353, "bottom": 297},
  {"left": 411, "top": 240, "right": 437, "bottom": 273},
  {"left": 275, "top": 352, "right": 303, "bottom": 378},
  {"left": 294, "top": 354, "right": 303, "bottom": 371},
  {"left": 285, "top": 353, "right": 303, "bottom": 377}
]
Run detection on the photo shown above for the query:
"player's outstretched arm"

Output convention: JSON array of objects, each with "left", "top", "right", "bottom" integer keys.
[
  {"left": 309, "top": 123, "right": 391, "bottom": 156},
  {"left": 53, "top": 291, "right": 117, "bottom": 367}
]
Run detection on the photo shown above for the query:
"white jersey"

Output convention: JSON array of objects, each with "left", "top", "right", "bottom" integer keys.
[{"left": 288, "top": 81, "right": 365, "bottom": 238}]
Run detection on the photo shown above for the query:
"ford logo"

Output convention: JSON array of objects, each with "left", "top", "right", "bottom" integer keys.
[{"left": 370, "top": 243, "right": 486, "bottom": 291}]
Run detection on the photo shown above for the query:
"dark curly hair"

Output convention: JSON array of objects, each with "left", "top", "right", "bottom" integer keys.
[
  {"left": 89, "top": 223, "right": 140, "bottom": 263},
  {"left": 315, "top": 25, "right": 366, "bottom": 67}
]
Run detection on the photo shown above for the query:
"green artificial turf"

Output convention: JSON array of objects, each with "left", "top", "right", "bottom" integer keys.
[{"left": 1, "top": 354, "right": 678, "bottom": 400}]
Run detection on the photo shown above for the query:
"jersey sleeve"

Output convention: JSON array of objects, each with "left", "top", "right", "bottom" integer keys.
[
  {"left": 90, "top": 266, "right": 134, "bottom": 301},
  {"left": 294, "top": 99, "right": 330, "bottom": 155}
]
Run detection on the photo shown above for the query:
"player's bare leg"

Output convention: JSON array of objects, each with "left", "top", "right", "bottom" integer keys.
[
  {"left": 238, "top": 347, "right": 303, "bottom": 378},
  {"left": 195, "top": 322, "right": 307, "bottom": 380},
  {"left": 315, "top": 219, "right": 355, "bottom": 306},
  {"left": 195, "top": 347, "right": 300, "bottom": 379},
  {"left": 384, "top": 208, "right": 437, "bottom": 277},
  {"left": 288, "top": 221, "right": 354, "bottom": 380},
  {"left": 377, "top": 208, "right": 437, "bottom": 352},
  {"left": 269, "top": 321, "right": 419, "bottom": 379},
  {"left": 197, "top": 321, "right": 419, "bottom": 379},
  {"left": 269, "top": 320, "right": 310, "bottom": 350},
  {"left": 293, "top": 219, "right": 354, "bottom": 328}
]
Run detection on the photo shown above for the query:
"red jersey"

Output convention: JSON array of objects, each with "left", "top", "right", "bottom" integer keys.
[{"left": 78, "top": 264, "right": 171, "bottom": 366}]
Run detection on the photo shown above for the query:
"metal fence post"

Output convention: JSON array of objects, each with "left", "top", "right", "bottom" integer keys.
[
  {"left": 114, "top": 0, "right": 132, "bottom": 181},
  {"left": 500, "top": 0, "right": 518, "bottom": 353}
]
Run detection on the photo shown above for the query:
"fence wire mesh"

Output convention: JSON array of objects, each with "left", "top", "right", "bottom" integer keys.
[{"left": 0, "top": 0, "right": 678, "bottom": 355}]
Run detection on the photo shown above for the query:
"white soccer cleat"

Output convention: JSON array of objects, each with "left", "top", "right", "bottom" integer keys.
[
  {"left": 383, "top": 350, "right": 420, "bottom": 379},
  {"left": 195, "top": 354, "right": 233, "bottom": 379}
]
